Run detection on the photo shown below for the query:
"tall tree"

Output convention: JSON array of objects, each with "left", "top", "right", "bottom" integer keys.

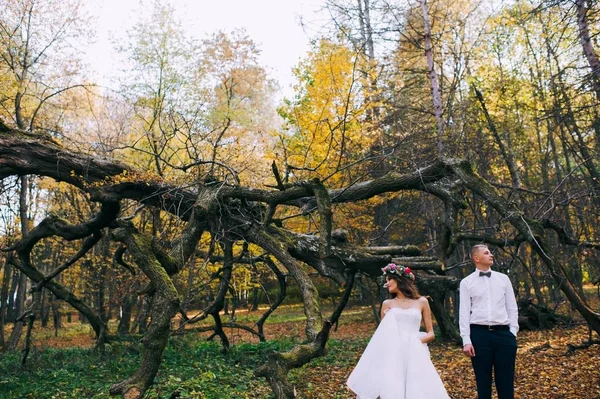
[{"left": 0, "top": 0, "right": 92, "bottom": 350}]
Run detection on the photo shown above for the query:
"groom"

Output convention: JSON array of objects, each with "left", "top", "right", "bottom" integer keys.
[{"left": 459, "top": 244, "right": 519, "bottom": 399}]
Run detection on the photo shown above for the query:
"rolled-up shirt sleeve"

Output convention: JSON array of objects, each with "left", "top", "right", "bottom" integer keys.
[
  {"left": 505, "top": 275, "right": 519, "bottom": 337},
  {"left": 459, "top": 278, "right": 472, "bottom": 346}
]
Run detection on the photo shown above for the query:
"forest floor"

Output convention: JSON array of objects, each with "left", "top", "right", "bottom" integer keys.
[{"left": 1, "top": 290, "right": 600, "bottom": 398}]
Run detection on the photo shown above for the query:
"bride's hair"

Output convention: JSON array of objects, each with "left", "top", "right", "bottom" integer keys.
[{"left": 386, "top": 273, "right": 420, "bottom": 300}]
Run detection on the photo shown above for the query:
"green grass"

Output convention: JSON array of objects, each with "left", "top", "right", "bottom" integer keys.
[
  {"left": 0, "top": 332, "right": 371, "bottom": 399},
  {"left": 215, "top": 304, "right": 374, "bottom": 326},
  {"left": 0, "top": 336, "right": 304, "bottom": 399},
  {"left": 202, "top": 303, "right": 309, "bottom": 325},
  {"left": 0, "top": 305, "right": 376, "bottom": 398}
]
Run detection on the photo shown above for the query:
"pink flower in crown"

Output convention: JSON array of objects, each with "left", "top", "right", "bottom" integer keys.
[
  {"left": 405, "top": 267, "right": 412, "bottom": 274},
  {"left": 381, "top": 263, "right": 394, "bottom": 274}
]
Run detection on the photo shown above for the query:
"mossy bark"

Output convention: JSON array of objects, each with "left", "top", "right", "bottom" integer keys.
[
  {"left": 109, "top": 222, "right": 180, "bottom": 399},
  {"left": 255, "top": 274, "right": 355, "bottom": 399}
]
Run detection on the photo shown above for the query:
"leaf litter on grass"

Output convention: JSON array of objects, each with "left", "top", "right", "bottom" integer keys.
[{"left": 5, "top": 304, "right": 600, "bottom": 398}]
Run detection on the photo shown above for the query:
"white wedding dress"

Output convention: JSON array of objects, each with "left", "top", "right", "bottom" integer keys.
[{"left": 347, "top": 307, "right": 450, "bottom": 399}]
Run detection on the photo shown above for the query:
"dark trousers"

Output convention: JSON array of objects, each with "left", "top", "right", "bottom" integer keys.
[{"left": 470, "top": 327, "right": 517, "bottom": 399}]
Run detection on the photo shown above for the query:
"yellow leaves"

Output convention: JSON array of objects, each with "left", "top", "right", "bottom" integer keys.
[
  {"left": 275, "top": 38, "right": 387, "bottom": 239},
  {"left": 280, "top": 39, "right": 377, "bottom": 185},
  {"left": 87, "top": 168, "right": 162, "bottom": 188},
  {"left": 508, "top": 326, "right": 600, "bottom": 399}
]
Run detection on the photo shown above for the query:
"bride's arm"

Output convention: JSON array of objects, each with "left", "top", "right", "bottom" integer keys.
[
  {"left": 380, "top": 300, "right": 392, "bottom": 320},
  {"left": 419, "top": 296, "right": 435, "bottom": 344}
]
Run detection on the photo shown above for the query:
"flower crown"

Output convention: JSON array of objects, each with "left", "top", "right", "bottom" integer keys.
[{"left": 381, "top": 263, "right": 415, "bottom": 281}]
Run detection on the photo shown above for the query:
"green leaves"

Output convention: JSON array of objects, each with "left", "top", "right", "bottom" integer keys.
[{"left": 0, "top": 338, "right": 277, "bottom": 399}]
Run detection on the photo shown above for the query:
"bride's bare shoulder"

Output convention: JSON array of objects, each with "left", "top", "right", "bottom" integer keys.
[{"left": 381, "top": 299, "right": 394, "bottom": 307}]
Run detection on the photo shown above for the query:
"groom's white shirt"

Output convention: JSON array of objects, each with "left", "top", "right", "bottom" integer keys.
[{"left": 459, "top": 269, "right": 519, "bottom": 346}]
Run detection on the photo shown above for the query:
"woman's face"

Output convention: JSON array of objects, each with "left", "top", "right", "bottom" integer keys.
[{"left": 384, "top": 276, "right": 398, "bottom": 293}]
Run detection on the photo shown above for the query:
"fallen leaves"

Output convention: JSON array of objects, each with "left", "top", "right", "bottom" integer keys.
[
  {"left": 20, "top": 305, "right": 600, "bottom": 399},
  {"left": 283, "top": 312, "right": 600, "bottom": 399}
]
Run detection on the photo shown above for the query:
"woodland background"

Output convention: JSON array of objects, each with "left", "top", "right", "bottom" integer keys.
[{"left": 0, "top": 0, "right": 600, "bottom": 398}]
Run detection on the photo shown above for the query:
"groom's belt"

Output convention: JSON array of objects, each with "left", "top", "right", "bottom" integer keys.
[{"left": 470, "top": 324, "right": 509, "bottom": 331}]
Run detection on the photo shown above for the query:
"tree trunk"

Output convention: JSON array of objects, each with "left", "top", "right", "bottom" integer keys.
[
  {"left": 5, "top": 177, "right": 30, "bottom": 350},
  {"left": 357, "top": 275, "right": 380, "bottom": 324},
  {"left": 21, "top": 290, "right": 42, "bottom": 366},
  {"left": 575, "top": 0, "right": 600, "bottom": 100},
  {"left": 0, "top": 254, "right": 12, "bottom": 347},
  {"left": 256, "top": 256, "right": 287, "bottom": 341},
  {"left": 50, "top": 293, "right": 62, "bottom": 336},
  {"left": 117, "top": 295, "right": 136, "bottom": 335},
  {"left": 472, "top": 84, "right": 521, "bottom": 188},
  {"left": 40, "top": 289, "right": 49, "bottom": 328},
  {"left": 179, "top": 255, "right": 197, "bottom": 328},
  {"left": 96, "top": 264, "right": 108, "bottom": 323},
  {"left": 357, "top": 0, "right": 380, "bottom": 121},
  {"left": 420, "top": 0, "right": 444, "bottom": 155},
  {"left": 251, "top": 287, "right": 260, "bottom": 311},
  {"left": 135, "top": 295, "right": 151, "bottom": 334},
  {"left": 416, "top": 275, "right": 460, "bottom": 341},
  {"left": 528, "top": 252, "right": 546, "bottom": 307},
  {"left": 109, "top": 222, "right": 181, "bottom": 399}
]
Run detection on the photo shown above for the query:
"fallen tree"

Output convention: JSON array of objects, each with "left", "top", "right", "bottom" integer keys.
[{"left": 1, "top": 129, "right": 599, "bottom": 398}]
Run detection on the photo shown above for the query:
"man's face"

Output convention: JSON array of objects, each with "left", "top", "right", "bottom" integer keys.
[{"left": 474, "top": 247, "right": 494, "bottom": 268}]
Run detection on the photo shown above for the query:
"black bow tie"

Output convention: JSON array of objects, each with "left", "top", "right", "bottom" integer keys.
[{"left": 479, "top": 271, "right": 491, "bottom": 278}]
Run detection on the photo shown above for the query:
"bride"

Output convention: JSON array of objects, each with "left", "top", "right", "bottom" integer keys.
[{"left": 347, "top": 263, "right": 450, "bottom": 399}]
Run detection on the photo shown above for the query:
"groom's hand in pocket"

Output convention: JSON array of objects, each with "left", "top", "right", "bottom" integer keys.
[{"left": 463, "top": 344, "right": 476, "bottom": 357}]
